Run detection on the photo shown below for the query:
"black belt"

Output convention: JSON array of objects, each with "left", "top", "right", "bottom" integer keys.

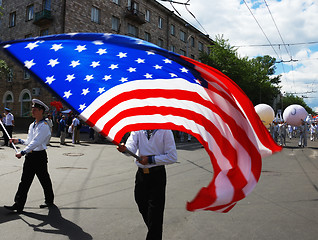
[
  {"left": 138, "top": 165, "right": 165, "bottom": 174},
  {"left": 27, "top": 150, "right": 46, "bottom": 156}
]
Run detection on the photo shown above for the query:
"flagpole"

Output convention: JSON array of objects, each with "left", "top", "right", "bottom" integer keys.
[
  {"left": 122, "top": 147, "right": 142, "bottom": 162},
  {"left": 0, "top": 120, "right": 18, "bottom": 153}
]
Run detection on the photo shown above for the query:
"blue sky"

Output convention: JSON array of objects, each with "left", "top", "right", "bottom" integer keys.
[{"left": 160, "top": 0, "right": 318, "bottom": 113}]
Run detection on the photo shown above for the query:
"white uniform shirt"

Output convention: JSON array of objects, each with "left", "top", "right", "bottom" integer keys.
[
  {"left": 5, "top": 112, "right": 14, "bottom": 126},
  {"left": 72, "top": 117, "right": 80, "bottom": 127},
  {"left": 20, "top": 119, "right": 51, "bottom": 153},
  {"left": 125, "top": 130, "right": 177, "bottom": 168}
]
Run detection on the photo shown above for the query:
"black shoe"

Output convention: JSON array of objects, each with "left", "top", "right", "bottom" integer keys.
[
  {"left": 39, "top": 202, "right": 54, "bottom": 208},
  {"left": 4, "top": 203, "right": 23, "bottom": 213}
]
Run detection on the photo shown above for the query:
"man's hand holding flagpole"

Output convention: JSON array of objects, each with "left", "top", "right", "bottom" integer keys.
[{"left": 0, "top": 120, "right": 18, "bottom": 153}]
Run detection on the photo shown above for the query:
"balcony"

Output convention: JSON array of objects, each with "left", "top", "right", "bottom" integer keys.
[
  {"left": 124, "top": 7, "right": 146, "bottom": 25},
  {"left": 33, "top": 9, "right": 53, "bottom": 26}
]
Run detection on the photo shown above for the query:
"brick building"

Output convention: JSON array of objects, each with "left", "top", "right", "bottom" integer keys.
[{"left": 0, "top": 0, "right": 213, "bottom": 123}]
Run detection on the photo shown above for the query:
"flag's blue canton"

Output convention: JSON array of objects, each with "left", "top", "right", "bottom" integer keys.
[{"left": 4, "top": 34, "right": 208, "bottom": 113}]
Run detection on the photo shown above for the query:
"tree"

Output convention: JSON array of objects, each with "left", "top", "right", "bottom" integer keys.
[
  {"left": 200, "top": 35, "right": 281, "bottom": 106},
  {"left": 0, "top": 59, "right": 9, "bottom": 79}
]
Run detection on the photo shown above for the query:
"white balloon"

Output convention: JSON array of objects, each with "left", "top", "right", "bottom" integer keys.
[
  {"left": 254, "top": 104, "right": 275, "bottom": 127},
  {"left": 283, "top": 104, "right": 308, "bottom": 126}
]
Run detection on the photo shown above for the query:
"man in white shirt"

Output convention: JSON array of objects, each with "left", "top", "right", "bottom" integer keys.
[
  {"left": 117, "top": 129, "right": 177, "bottom": 240},
  {"left": 72, "top": 115, "right": 80, "bottom": 144},
  {"left": 4, "top": 99, "right": 54, "bottom": 213},
  {"left": 3, "top": 107, "right": 14, "bottom": 147}
]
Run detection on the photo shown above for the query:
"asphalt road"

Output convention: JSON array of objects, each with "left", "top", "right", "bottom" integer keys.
[{"left": 0, "top": 133, "right": 317, "bottom": 240}]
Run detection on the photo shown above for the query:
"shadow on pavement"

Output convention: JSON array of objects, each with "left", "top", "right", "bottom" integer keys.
[{"left": 20, "top": 205, "right": 93, "bottom": 240}]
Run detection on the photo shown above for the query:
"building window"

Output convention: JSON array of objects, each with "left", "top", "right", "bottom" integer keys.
[
  {"left": 0, "top": 0, "right": 2, "bottom": 6},
  {"left": 9, "top": 12, "right": 16, "bottom": 27},
  {"left": 180, "top": 49, "right": 186, "bottom": 56},
  {"left": 180, "top": 30, "right": 186, "bottom": 42},
  {"left": 170, "top": 45, "right": 175, "bottom": 52},
  {"left": 191, "top": 54, "right": 195, "bottom": 59},
  {"left": 7, "top": 69, "right": 13, "bottom": 82},
  {"left": 198, "top": 41, "right": 203, "bottom": 51},
  {"left": 3, "top": 91, "right": 14, "bottom": 110},
  {"left": 26, "top": 5, "right": 34, "bottom": 21},
  {"left": 158, "top": 16, "right": 163, "bottom": 29},
  {"left": 43, "top": 0, "right": 51, "bottom": 10},
  {"left": 111, "top": 16, "right": 120, "bottom": 31},
  {"left": 20, "top": 90, "right": 32, "bottom": 117},
  {"left": 128, "top": 0, "right": 139, "bottom": 13},
  {"left": 24, "top": 69, "right": 31, "bottom": 79},
  {"left": 170, "top": 24, "right": 175, "bottom": 36},
  {"left": 40, "top": 28, "right": 49, "bottom": 36},
  {"left": 25, "top": 34, "right": 32, "bottom": 39},
  {"left": 112, "top": 0, "right": 120, "bottom": 4},
  {"left": 91, "top": 6, "right": 101, "bottom": 24},
  {"left": 157, "top": 38, "right": 163, "bottom": 48},
  {"left": 144, "top": 32, "right": 151, "bottom": 42},
  {"left": 127, "top": 24, "right": 138, "bottom": 37},
  {"left": 190, "top": 36, "right": 195, "bottom": 47},
  {"left": 145, "top": 10, "right": 150, "bottom": 22}
]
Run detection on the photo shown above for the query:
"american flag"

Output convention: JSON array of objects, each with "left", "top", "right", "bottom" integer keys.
[{"left": 0, "top": 33, "right": 282, "bottom": 212}]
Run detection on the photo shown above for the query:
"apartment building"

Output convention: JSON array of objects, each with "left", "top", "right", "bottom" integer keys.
[{"left": 0, "top": 0, "right": 213, "bottom": 119}]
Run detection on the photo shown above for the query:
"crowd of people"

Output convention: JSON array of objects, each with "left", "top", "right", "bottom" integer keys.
[{"left": 269, "top": 120, "right": 318, "bottom": 147}]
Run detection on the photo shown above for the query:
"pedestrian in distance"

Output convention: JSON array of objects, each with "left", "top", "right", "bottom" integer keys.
[
  {"left": 3, "top": 107, "right": 14, "bottom": 147},
  {"left": 71, "top": 115, "right": 80, "bottom": 144},
  {"left": 4, "top": 99, "right": 55, "bottom": 213},
  {"left": 59, "top": 115, "right": 67, "bottom": 145},
  {"left": 117, "top": 129, "right": 177, "bottom": 240}
]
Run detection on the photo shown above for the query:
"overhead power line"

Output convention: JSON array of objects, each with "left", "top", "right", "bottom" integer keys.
[
  {"left": 234, "top": 41, "right": 318, "bottom": 48},
  {"left": 242, "top": 0, "right": 281, "bottom": 61},
  {"left": 263, "top": 0, "right": 292, "bottom": 59},
  {"left": 158, "top": 0, "right": 190, "bottom": 5}
]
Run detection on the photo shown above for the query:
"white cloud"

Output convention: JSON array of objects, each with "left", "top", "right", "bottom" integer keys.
[{"left": 160, "top": 0, "right": 318, "bottom": 111}]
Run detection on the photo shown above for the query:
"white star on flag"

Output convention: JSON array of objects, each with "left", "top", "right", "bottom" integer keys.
[
  {"left": 153, "top": 65, "right": 162, "bottom": 70},
  {"left": 70, "top": 60, "right": 80, "bottom": 68},
  {"left": 97, "top": 87, "right": 105, "bottom": 94},
  {"left": 90, "top": 61, "right": 100, "bottom": 68},
  {"left": 119, "top": 77, "right": 128, "bottom": 82},
  {"left": 93, "top": 40, "right": 104, "bottom": 45},
  {"left": 180, "top": 67, "right": 189, "bottom": 73},
  {"left": 163, "top": 59, "right": 172, "bottom": 64},
  {"left": 103, "top": 75, "right": 112, "bottom": 81},
  {"left": 96, "top": 48, "right": 107, "bottom": 55},
  {"left": 146, "top": 51, "right": 155, "bottom": 55},
  {"left": 82, "top": 88, "right": 90, "bottom": 95},
  {"left": 109, "top": 64, "right": 119, "bottom": 70},
  {"left": 170, "top": 73, "right": 178, "bottom": 77},
  {"left": 79, "top": 103, "right": 86, "bottom": 111},
  {"left": 127, "top": 67, "right": 136, "bottom": 72},
  {"left": 25, "top": 42, "right": 39, "bottom": 50},
  {"left": 48, "top": 59, "right": 60, "bottom": 67},
  {"left": 51, "top": 44, "right": 63, "bottom": 51},
  {"left": 117, "top": 52, "right": 127, "bottom": 58},
  {"left": 75, "top": 45, "right": 87, "bottom": 52},
  {"left": 144, "top": 73, "right": 152, "bottom": 79},
  {"left": 135, "top": 58, "right": 145, "bottom": 64},
  {"left": 63, "top": 90, "right": 72, "bottom": 99},
  {"left": 84, "top": 75, "right": 94, "bottom": 81},
  {"left": 66, "top": 74, "right": 75, "bottom": 82},
  {"left": 45, "top": 75, "right": 55, "bottom": 85},
  {"left": 24, "top": 59, "right": 36, "bottom": 69}
]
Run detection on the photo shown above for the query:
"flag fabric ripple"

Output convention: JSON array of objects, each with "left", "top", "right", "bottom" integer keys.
[{"left": 0, "top": 33, "right": 282, "bottom": 212}]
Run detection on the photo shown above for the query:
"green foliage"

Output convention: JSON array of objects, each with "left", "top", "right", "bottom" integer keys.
[
  {"left": 200, "top": 35, "right": 280, "bottom": 106},
  {"left": 0, "top": 59, "right": 10, "bottom": 78}
]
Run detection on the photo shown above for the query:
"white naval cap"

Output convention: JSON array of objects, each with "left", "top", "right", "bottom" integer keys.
[{"left": 32, "top": 99, "right": 49, "bottom": 112}]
